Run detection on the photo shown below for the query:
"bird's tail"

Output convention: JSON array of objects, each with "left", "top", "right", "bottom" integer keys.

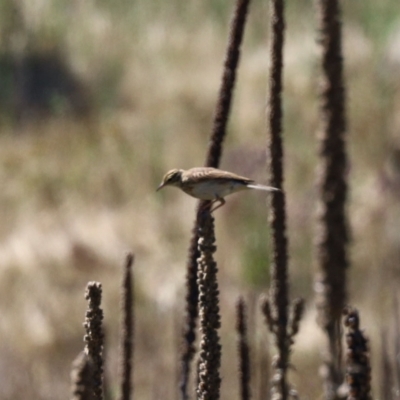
[{"left": 247, "top": 184, "right": 281, "bottom": 192}]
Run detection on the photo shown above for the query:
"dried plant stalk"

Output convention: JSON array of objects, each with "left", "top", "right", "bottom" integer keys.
[
  {"left": 205, "top": 0, "right": 252, "bottom": 168},
  {"left": 265, "top": 0, "right": 302, "bottom": 399},
  {"left": 196, "top": 210, "right": 222, "bottom": 400},
  {"left": 237, "top": 297, "right": 251, "bottom": 400},
  {"left": 84, "top": 282, "right": 105, "bottom": 400},
  {"left": 315, "top": 0, "right": 349, "bottom": 398},
  {"left": 118, "top": 253, "right": 135, "bottom": 400},
  {"left": 179, "top": 0, "right": 251, "bottom": 398},
  {"left": 70, "top": 352, "right": 94, "bottom": 400},
  {"left": 343, "top": 307, "right": 371, "bottom": 400},
  {"left": 180, "top": 210, "right": 203, "bottom": 400}
]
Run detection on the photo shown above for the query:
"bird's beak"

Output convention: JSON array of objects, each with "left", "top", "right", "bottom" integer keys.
[{"left": 156, "top": 182, "right": 165, "bottom": 191}]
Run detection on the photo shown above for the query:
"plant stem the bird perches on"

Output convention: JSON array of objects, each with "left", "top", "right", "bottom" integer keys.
[
  {"left": 315, "top": 0, "right": 349, "bottom": 398},
  {"left": 196, "top": 209, "right": 222, "bottom": 400},
  {"left": 118, "top": 253, "right": 135, "bottom": 400},
  {"left": 205, "top": 0, "right": 252, "bottom": 168},
  {"left": 179, "top": 0, "right": 251, "bottom": 398}
]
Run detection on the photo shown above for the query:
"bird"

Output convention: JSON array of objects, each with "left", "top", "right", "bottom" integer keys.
[{"left": 157, "top": 167, "right": 280, "bottom": 212}]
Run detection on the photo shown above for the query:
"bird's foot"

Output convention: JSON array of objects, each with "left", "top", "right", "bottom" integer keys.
[{"left": 209, "top": 197, "right": 225, "bottom": 213}]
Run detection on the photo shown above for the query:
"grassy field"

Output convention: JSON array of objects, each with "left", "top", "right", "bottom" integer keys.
[{"left": 0, "top": 0, "right": 400, "bottom": 398}]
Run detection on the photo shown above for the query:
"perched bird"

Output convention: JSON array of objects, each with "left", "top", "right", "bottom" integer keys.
[{"left": 157, "top": 167, "right": 280, "bottom": 212}]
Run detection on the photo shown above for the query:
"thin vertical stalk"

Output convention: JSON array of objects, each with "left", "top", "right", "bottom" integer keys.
[
  {"left": 236, "top": 297, "right": 251, "bottom": 400},
  {"left": 84, "top": 282, "right": 104, "bottom": 400},
  {"left": 196, "top": 210, "right": 222, "bottom": 400},
  {"left": 265, "top": 0, "right": 291, "bottom": 398},
  {"left": 179, "top": 0, "right": 251, "bottom": 398},
  {"left": 205, "top": 0, "right": 252, "bottom": 168},
  {"left": 343, "top": 307, "right": 371, "bottom": 400},
  {"left": 118, "top": 253, "right": 135, "bottom": 400},
  {"left": 315, "top": 0, "right": 349, "bottom": 398}
]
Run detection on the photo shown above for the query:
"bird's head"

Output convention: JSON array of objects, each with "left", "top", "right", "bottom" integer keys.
[{"left": 157, "top": 169, "right": 184, "bottom": 191}]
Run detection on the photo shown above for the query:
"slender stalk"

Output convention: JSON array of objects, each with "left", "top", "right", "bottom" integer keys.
[
  {"left": 196, "top": 210, "right": 222, "bottom": 400},
  {"left": 315, "top": 0, "right": 349, "bottom": 398},
  {"left": 236, "top": 297, "right": 251, "bottom": 400},
  {"left": 84, "top": 282, "right": 104, "bottom": 400},
  {"left": 179, "top": 0, "right": 251, "bottom": 398},
  {"left": 265, "top": 0, "right": 291, "bottom": 398},
  {"left": 343, "top": 307, "right": 371, "bottom": 400},
  {"left": 118, "top": 253, "right": 135, "bottom": 400}
]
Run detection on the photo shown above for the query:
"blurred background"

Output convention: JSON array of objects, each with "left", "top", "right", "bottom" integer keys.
[{"left": 0, "top": 0, "right": 400, "bottom": 398}]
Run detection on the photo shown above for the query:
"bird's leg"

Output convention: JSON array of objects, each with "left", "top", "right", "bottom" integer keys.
[
  {"left": 209, "top": 196, "right": 225, "bottom": 213},
  {"left": 199, "top": 200, "right": 213, "bottom": 215}
]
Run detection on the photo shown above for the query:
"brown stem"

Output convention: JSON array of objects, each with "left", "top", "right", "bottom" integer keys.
[
  {"left": 237, "top": 297, "right": 251, "bottom": 400},
  {"left": 196, "top": 210, "right": 222, "bottom": 400},
  {"left": 84, "top": 282, "right": 104, "bottom": 400},
  {"left": 315, "top": 0, "right": 349, "bottom": 397},
  {"left": 118, "top": 253, "right": 135, "bottom": 400},
  {"left": 266, "top": 0, "right": 291, "bottom": 398},
  {"left": 179, "top": 0, "right": 251, "bottom": 398}
]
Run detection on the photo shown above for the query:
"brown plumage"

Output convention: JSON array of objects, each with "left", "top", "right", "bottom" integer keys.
[{"left": 157, "top": 167, "right": 279, "bottom": 212}]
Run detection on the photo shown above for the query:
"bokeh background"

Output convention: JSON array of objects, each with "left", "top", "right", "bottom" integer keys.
[{"left": 1, "top": 0, "right": 400, "bottom": 398}]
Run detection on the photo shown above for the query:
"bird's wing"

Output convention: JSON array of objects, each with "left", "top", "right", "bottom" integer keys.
[
  {"left": 213, "top": 169, "right": 254, "bottom": 184},
  {"left": 182, "top": 167, "right": 254, "bottom": 184}
]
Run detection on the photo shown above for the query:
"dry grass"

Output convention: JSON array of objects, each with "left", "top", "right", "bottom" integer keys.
[{"left": 0, "top": 0, "right": 399, "bottom": 399}]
